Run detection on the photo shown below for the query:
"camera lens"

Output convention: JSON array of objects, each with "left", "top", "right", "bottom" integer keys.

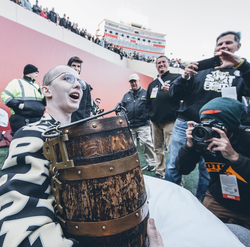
[
  {"left": 195, "top": 128, "right": 207, "bottom": 139},
  {"left": 192, "top": 126, "right": 212, "bottom": 142}
]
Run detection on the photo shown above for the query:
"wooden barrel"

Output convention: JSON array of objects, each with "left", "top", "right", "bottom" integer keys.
[{"left": 43, "top": 115, "right": 149, "bottom": 247}]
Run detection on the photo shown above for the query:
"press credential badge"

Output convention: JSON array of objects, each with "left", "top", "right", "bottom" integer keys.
[{"left": 219, "top": 174, "right": 240, "bottom": 201}]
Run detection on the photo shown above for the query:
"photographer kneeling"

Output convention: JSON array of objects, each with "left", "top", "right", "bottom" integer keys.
[{"left": 176, "top": 97, "right": 250, "bottom": 230}]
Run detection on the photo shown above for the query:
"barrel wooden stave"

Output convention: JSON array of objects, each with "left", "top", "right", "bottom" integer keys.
[
  {"left": 66, "top": 128, "right": 136, "bottom": 165},
  {"left": 61, "top": 166, "right": 146, "bottom": 222}
]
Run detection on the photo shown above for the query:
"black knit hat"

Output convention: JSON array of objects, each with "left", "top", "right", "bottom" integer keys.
[
  {"left": 23, "top": 64, "right": 39, "bottom": 75},
  {"left": 199, "top": 97, "right": 242, "bottom": 131}
]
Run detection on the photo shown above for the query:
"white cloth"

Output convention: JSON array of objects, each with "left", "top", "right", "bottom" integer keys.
[
  {"left": 0, "top": 109, "right": 8, "bottom": 127},
  {"left": 144, "top": 175, "right": 244, "bottom": 247}
]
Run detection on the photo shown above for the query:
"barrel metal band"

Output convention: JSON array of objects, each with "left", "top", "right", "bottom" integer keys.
[
  {"left": 58, "top": 152, "right": 140, "bottom": 181},
  {"left": 43, "top": 133, "right": 74, "bottom": 170},
  {"left": 62, "top": 116, "right": 128, "bottom": 137},
  {"left": 58, "top": 200, "right": 149, "bottom": 237}
]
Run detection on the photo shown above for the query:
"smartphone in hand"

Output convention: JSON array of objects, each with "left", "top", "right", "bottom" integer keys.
[{"left": 196, "top": 56, "right": 221, "bottom": 71}]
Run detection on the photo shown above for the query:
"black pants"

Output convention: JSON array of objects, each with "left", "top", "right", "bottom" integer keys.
[{"left": 9, "top": 114, "right": 41, "bottom": 136}]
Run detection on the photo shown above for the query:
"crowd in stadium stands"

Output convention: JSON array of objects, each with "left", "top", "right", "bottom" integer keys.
[
  {"left": 9, "top": 0, "right": 186, "bottom": 67},
  {"left": 169, "top": 58, "right": 187, "bottom": 69}
]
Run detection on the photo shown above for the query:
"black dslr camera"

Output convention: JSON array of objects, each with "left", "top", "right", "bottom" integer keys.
[{"left": 192, "top": 119, "right": 225, "bottom": 148}]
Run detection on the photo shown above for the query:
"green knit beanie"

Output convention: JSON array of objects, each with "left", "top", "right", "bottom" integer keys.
[{"left": 199, "top": 97, "right": 242, "bottom": 131}]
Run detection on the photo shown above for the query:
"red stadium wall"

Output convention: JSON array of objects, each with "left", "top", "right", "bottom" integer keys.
[{"left": 0, "top": 16, "right": 153, "bottom": 131}]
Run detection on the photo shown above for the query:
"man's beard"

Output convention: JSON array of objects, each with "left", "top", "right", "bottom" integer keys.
[{"left": 160, "top": 68, "right": 165, "bottom": 74}]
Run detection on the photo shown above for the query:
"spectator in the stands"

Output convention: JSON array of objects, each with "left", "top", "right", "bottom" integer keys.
[
  {"left": 21, "top": 0, "right": 32, "bottom": 11},
  {"left": 95, "top": 36, "right": 101, "bottom": 45},
  {"left": 132, "top": 52, "right": 139, "bottom": 60},
  {"left": 11, "top": 0, "right": 22, "bottom": 5},
  {"left": 45, "top": 7, "right": 49, "bottom": 17},
  {"left": 86, "top": 33, "right": 91, "bottom": 41},
  {"left": 132, "top": 51, "right": 136, "bottom": 59},
  {"left": 66, "top": 17, "right": 71, "bottom": 30},
  {"left": 84, "top": 29, "right": 88, "bottom": 39},
  {"left": 59, "top": 14, "right": 67, "bottom": 28},
  {"left": 56, "top": 14, "right": 60, "bottom": 25},
  {"left": 71, "top": 23, "right": 77, "bottom": 34},
  {"left": 99, "top": 35, "right": 105, "bottom": 47},
  {"left": 47, "top": 7, "right": 57, "bottom": 23},
  {"left": 114, "top": 45, "right": 119, "bottom": 54},
  {"left": 119, "top": 47, "right": 124, "bottom": 60},
  {"left": 32, "top": 0, "right": 41, "bottom": 15},
  {"left": 108, "top": 43, "right": 114, "bottom": 51},
  {"left": 147, "top": 56, "right": 152, "bottom": 63},
  {"left": 173, "top": 59, "right": 180, "bottom": 68},
  {"left": 80, "top": 28, "right": 85, "bottom": 38},
  {"left": 180, "top": 61, "right": 186, "bottom": 70},
  {"left": 75, "top": 23, "right": 80, "bottom": 34},
  {"left": 40, "top": 8, "right": 47, "bottom": 18},
  {"left": 136, "top": 52, "right": 140, "bottom": 60},
  {"left": 169, "top": 58, "right": 175, "bottom": 67}
]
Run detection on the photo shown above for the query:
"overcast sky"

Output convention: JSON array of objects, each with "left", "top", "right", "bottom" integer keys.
[{"left": 33, "top": 0, "right": 250, "bottom": 61}]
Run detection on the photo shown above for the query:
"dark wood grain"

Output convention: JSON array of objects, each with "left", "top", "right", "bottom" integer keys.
[{"left": 54, "top": 116, "right": 149, "bottom": 247}]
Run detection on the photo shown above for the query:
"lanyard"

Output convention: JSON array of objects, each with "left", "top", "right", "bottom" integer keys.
[{"left": 158, "top": 77, "right": 165, "bottom": 86}]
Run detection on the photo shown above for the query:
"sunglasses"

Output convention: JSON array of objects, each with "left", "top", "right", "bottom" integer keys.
[{"left": 48, "top": 72, "right": 86, "bottom": 90}]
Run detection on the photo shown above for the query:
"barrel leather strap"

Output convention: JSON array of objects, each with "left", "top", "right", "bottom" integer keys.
[
  {"left": 58, "top": 152, "right": 140, "bottom": 180},
  {"left": 57, "top": 199, "right": 149, "bottom": 237}
]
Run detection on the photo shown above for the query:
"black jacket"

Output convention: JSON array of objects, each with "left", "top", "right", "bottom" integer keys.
[
  {"left": 47, "top": 10, "right": 57, "bottom": 23},
  {"left": 121, "top": 87, "right": 149, "bottom": 128},
  {"left": 59, "top": 18, "right": 67, "bottom": 28},
  {"left": 32, "top": 4, "right": 41, "bottom": 15},
  {"left": 71, "top": 83, "right": 92, "bottom": 122},
  {"left": 176, "top": 125, "right": 250, "bottom": 214},
  {"left": 66, "top": 20, "right": 71, "bottom": 30},
  {"left": 170, "top": 59, "right": 250, "bottom": 122},
  {"left": 146, "top": 71, "right": 180, "bottom": 123}
]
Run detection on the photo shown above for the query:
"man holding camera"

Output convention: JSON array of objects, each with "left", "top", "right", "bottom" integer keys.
[
  {"left": 165, "top": 31, "right": 250, "bottom": 200},
  {"left": 175, "top": 97, "right": 250, "bottom": 230}
]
